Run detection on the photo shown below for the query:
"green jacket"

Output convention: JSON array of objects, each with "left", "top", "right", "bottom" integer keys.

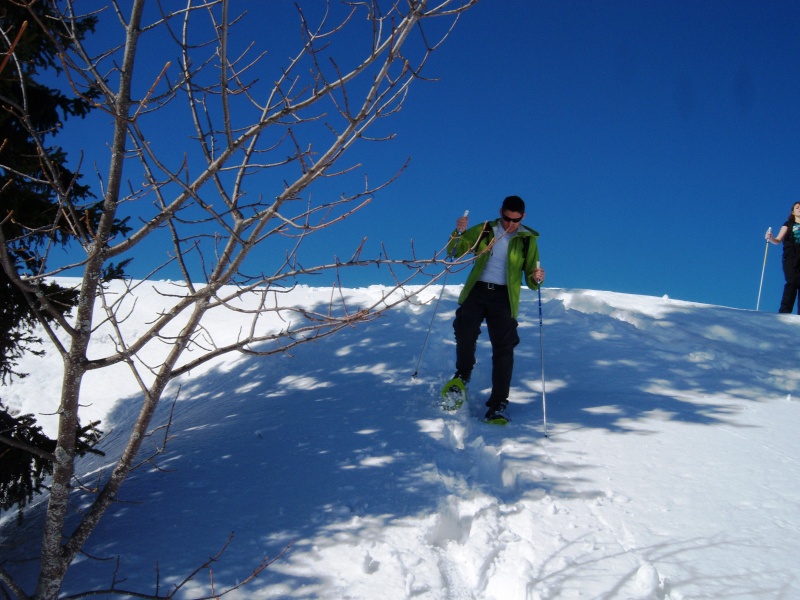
[{"left": 447, "top": 219, "right": 541, "bottom": 318}]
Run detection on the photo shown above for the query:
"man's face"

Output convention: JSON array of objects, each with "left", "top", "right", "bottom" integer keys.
[{"left": 500, "top": 209, "right": 524, "bottom": 233}]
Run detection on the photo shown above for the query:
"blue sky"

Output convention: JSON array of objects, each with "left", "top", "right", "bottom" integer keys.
[
  {"left": 53, "top": 1, "right": 800, "bottom": 311},
  {"left": 362, "top": 0, "right": 800, "bottom": 311}
]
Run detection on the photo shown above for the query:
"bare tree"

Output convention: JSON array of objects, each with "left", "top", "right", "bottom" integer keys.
[{"left": 0, "top": 0, "right": 479, "bottom": 598}]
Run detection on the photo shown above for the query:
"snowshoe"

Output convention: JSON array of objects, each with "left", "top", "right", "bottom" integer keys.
[
  {"left": 440, "top": 376, "right": 467, "bottom": 411},
  {"left": 484, "top": 407, "right": 510, "bottom": 425}
]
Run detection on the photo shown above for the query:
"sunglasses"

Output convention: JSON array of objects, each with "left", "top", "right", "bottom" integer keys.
[{"left": 501, "top": 213, "right": 523, "bottom": 223}]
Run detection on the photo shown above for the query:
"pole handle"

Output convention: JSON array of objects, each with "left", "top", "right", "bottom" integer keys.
[
  {"left": 757, "top": 228, "right": 771, "bottom": 310},
  {"left": 447, "top": 210, "right": 469, "bottom": 260},
  {"left": 458, "top": 210, "right": 469, "bottom": 232}
]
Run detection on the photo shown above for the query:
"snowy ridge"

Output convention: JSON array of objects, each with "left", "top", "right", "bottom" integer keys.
[{"left": 2, "top": 282, "right": 800, "bottom": 599}]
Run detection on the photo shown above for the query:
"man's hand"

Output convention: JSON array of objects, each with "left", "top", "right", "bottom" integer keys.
[
  {"left": 534, "top": 267, "right": 545, "bottom": 284},
  {"left": 456, "top": 215, "right": 469, "bottom": 232}
]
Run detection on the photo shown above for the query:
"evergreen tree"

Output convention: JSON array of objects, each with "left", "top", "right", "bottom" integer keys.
[
  {"left": 1, "top": 1, "right": 95, "bottom": 382},
  {"left": 0, "top": 1, "right": 129, "bottom": 382},
  {"left": 0, "top": 2, "right": 122, "bottom": 516},
  {"left": 0, "top": 401, "right": 104, "bottom": 523}
]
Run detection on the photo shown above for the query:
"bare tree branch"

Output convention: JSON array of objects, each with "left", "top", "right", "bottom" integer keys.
[{"left": 0, "top": 1, "right": 480, "bottom": 598}]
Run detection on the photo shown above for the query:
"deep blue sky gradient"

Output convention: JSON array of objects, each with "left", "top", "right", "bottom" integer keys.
[
  {"left": 375, "top": 0, "right": 800, "bottom": 311},
  {"left": 54, "top": 1, "right": 800, "bottom": 311}
]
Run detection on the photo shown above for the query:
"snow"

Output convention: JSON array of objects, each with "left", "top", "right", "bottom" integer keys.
[{"left": 2, "top": 280, "right": 800, "bottom": 599}]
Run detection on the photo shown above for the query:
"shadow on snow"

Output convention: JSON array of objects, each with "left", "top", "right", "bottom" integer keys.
[{"left": 3, "top": 287, "right": 799, "bottom": 597}]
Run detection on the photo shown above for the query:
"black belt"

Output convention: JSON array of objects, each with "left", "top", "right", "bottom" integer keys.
[{"left": 477, "top": 281, "right": 507, "bottom": 290}]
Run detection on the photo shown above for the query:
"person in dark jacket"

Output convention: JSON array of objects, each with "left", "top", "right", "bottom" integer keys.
[
  {"left": 766, "top": 201, "right": 800, "bottom": 313},
  {"left": 445, "top": 195, "right": 545, "bottom": 423}
]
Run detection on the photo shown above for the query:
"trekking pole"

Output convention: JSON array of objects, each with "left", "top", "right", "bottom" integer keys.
[
  {"left": 412, "top": 210, "right": 468, "bottom": 379},
  {"left": 756, "top": 227, "right": 771, "bottom": 311},
  {"left": 536, "top": 261, "right": 548, "bottom": 437}
]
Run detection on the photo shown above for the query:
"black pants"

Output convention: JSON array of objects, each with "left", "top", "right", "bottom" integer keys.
[
  {"left": 453, "top": 282, "right": 520, "bottom": 410},
  {"left": 780, "top": 252, "right": 800, "bottom": 314}
]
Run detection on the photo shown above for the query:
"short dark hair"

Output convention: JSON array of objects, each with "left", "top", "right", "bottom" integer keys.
[{"left": 502, "top": 195, "right": 525, "bottom": 214}]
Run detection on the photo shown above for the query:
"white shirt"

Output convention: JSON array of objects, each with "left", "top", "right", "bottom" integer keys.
[{"left": 480, "top": 225, "right": 515, "bottom": 285}]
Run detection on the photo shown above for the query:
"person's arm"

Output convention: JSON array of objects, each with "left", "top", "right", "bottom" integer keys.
[
  {"left": 447, "top": 216, "right": 483, "bottom": 258},
  {"left": 767, "top": 225, "right": 788, "bottom": 245},
  {"left": 523, "top": 237, "right": 545, "bottom": 289},
  {"left": 446, "top": 217, "right": 466, "bottom": 257}
]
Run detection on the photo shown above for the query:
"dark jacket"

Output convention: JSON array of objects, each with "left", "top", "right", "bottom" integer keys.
[{"left": 782, "top": 220, "right": 800, "bottom": 269}]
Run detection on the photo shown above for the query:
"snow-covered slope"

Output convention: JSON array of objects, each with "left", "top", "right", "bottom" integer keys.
[{"left": 3, "top": 282, "right": 800, "bottom": 599}]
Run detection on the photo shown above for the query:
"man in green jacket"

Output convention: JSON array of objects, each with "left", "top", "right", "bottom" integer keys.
[{"left": 446, "top": 195, "right": 545, "bottom": 424}]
